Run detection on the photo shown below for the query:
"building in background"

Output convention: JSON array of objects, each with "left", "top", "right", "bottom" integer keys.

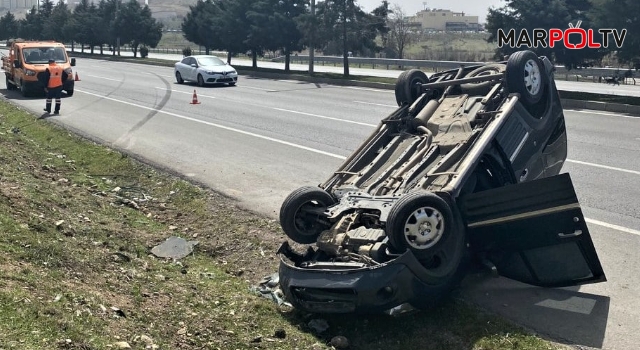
[{"left": 410, "top": 8, "right": 480, "bottom": 32}]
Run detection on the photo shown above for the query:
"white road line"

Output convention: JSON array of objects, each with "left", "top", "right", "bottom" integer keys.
[
  {"left": 75, "top": 88, "right": 346, "bottom": 160},
  {"left": 565, "top": 109, "right": 639, "bottom": 119},
  {"left": 86, "top": 74, "right": 123, "bottom": 82},
  {"left": 273, "top": 107, "right": 377, "bottom": 127},
  {"left": 154, "top": 87, "right": 216, "bottom": 99},
  {"left": 153, "top": 86, "right": 375, "bottom": 126},
  {"left": 240, "top": 85, "right": 276, "bottom": 92},
  {"left": 343, "top": 86, "right": 393, "bottom": 93},
  {"left": 71, "top": 90, "right": 640, "bottom": 237},
  {"left": 353, "top": 100, "right": 397, "bottom": 108},
  {"left": 586, "top": 218, "right": 640, "bottom": 236},
  {"left": 566, "top": 159, "right": 640, "bottom": 176}
]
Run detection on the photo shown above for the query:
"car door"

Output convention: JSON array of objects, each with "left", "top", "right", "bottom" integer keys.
[
  {"left": 187, "top": 57, "right": 198, "bottom": 81},
  {"left": 459, "top": 173, "right": 606, "bottom": 288}
]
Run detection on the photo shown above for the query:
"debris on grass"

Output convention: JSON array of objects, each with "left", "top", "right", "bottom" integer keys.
[{"left": 150, "top": 236, "right": 199, "bottom": 260}]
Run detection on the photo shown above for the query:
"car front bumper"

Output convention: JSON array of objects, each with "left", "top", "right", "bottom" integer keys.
[
  {"left": 203, "top": 72, "right": 238, "bottom": 84},
  {"left": 277, "top": 241, "right": 441, "bottom": 314}
]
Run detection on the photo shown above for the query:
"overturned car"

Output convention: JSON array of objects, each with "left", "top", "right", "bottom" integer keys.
[{"left": 277, "top": 50, "right": 607, "bottom": 314}]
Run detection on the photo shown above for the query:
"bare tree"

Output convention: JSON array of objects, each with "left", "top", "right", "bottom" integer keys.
[{"left": 387, "top": 4, "right": 417, "bottom": 59}]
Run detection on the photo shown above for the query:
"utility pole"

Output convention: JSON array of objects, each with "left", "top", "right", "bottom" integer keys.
[
  {"left": 116, "top": 0, "right": 121, "bottom": 56},
  {"left": 308, "top": 0, "right": 315, "bottom": 74},
  {"left": 342, "top": 0, "right": 349, "bottom": 77}
]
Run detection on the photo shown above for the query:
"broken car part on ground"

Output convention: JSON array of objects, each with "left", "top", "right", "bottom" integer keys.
[{"left": 276, "top": 50, "right": 607, "bottom": 314}]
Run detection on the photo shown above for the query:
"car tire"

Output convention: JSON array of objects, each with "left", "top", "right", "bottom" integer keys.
[
  {"left": 175, "top": 71, "right": 184, "bottom": 84},
  {"left": 20, "top": 80, "right": 29, "bottom": 97},
  {"left": 6, "top": 76, "right": 16, "bottom": 90},
  {"left": 385, "top": 191, "right": 466, "bottom": 284},
  {"left": 197, "top": 74, "right": 204, "bottom": 87},
  {"left": 506, "top": 50, "right": 547, "bottom": 106},
  {"left": 228, "top": 82, "right": 236, "bottom": 86},
  {"left": 279, "top": 186, "right": 336, "bottom": 244},
  {"left": 65, "top": 89, "right": 74, "bottom": 97},
  {"left": 460, "top": 63, "right": 506, "bottom": 96},
  {"left": 395, "top": 69, "right": 428, "bottom": 107}
]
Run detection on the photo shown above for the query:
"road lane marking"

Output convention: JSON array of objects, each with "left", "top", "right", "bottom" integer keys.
[
  {"left": 564, "top": 109, "right": 639, "bottom": 119},
  {"left": 353, "top": 101, "right": 397, "bottom": 108},
  {"left": 273, "top": 108, "right": 377, "bottom": 127},
  {"left": 71, "top": 89, "right": 640, "bottom": 237},
  {"left": 566, "top": 159, "right": 640, "bottom": 176},
  {"left": 86, "top": 74, "right": 123, "bottom": 82},
  {"left": 75, "top": 88, "right": 347, "bottom": 160},
  {"left": 343, "top": 86, "right": 393, "bottom": 93},
  {"left": 153, "top": 87, "right": 375, "bottom": 126},
  {"left": 240, "top": 85, "right": 277, "bottom": 92},
  {"left": 154, "top": 87, "right": 216, "bottom": 99},
  {"left": 586, "top": 218, "right": 640, "bottom": 236},
  {"left": 137, "top": 88, "right": 640, "bottom": 175}
]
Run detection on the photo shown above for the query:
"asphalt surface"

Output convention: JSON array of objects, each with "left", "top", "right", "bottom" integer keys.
[{"left": 2, "top": 57, "right": 640, "bottom": 350}]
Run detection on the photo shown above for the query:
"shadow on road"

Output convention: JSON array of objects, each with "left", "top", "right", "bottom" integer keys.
[
  {"left": 0, "top": 88, "right": 73, "bottom": 100},
  {"left": 461, "top": 272, "right": 610, "bottom": 349}
]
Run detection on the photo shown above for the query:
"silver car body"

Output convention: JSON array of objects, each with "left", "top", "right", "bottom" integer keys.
[{"left": 174, "top": 55, "right": 238, "bottom": 85}]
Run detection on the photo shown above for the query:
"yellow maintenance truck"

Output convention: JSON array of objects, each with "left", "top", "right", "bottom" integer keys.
[{"left": 2, "top": 39, "right": 76, "bottom": 97}]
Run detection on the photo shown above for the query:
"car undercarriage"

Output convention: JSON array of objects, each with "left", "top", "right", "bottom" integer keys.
[{"left": 276, "top": 50, "right": 607, "bottom": 314}]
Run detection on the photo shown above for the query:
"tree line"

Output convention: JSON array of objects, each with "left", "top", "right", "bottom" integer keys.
[
  {"left": 181, "top": 0, "right": 420, "bottom": 76},
  {"left": 486, "top": 0, "right": 640, "bottom": 69},
  {"left": 0, "top": 0, "right": 163, "bottom": 58}
]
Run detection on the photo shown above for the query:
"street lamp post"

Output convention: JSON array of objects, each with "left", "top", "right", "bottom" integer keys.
[
  {"left": 116, "top": 0, "right": 120, "bottom": 56},
  {"left": 308, "top": 0, "right": 315, "bottom": 74}
]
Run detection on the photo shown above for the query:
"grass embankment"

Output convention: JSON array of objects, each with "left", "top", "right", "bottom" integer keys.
[{"left": 0, "top": 99, "right": 565, "bottom": 350}]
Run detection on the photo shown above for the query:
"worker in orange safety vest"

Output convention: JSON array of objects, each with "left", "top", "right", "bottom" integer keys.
[{"left": 42, "top": 58, "right": 68, "bottom": 115}]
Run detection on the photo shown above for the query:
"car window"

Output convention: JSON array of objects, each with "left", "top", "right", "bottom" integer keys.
[
  {"left": 196, "top": 56, "right": 225, "bottom": 66},
  {"left": 23, "top": 47, "right": 67, "bottom": 64},
  {"left": 181, "top": 58, "right": 190, "bottom": 64}
]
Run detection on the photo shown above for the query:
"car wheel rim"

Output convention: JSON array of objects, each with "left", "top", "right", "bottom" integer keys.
[
  {"left": 403, "top": 206, "right": 445, "bottom": 250},
  {"left": 524, "top": 59, "right": 541, "bottom": 96},
  {"left": 293, "top": 201, "right": 328, "bottom": 236}
]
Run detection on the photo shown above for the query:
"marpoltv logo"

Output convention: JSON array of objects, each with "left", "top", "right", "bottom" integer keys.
[{"left": 497, "top": 21, "right": 627, "bottom": 49}]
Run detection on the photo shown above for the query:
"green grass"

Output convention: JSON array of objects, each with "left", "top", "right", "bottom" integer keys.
[{"left": 0, "top": 87, "right": 567, "bottom": 349}]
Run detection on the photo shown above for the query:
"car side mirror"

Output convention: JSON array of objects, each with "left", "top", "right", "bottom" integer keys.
[
  {"left": 70, "top": 58, "right": 76, "bottom": 66},
  {"left": 13, "top": 59, "right": 20, "bottom": 68},
  {"left": 190, "top": 63, "right": 197, "bottom": 68}
]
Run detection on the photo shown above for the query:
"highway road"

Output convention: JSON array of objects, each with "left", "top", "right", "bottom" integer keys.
[
  {"left": 139, "top": 51, "right": 640, "bottom": 97},
  {"left": 4, "top": 47, "right": 640, "bottom": 97},
  {"left": 2, "top": 57, "right": 640, "bottom": 350}
]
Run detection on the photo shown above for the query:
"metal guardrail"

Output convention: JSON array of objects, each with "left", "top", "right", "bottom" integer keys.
[
  {"left": 277, "top": 55, "right": 637, "bottom": 80},
  {"left": 57, "top": 43, "right": 637, "bottom": 83}
]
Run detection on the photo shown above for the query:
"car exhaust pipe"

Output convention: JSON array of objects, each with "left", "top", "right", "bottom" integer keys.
[{"left": 411, "top": 66, "right": 466, "bottom": 128}]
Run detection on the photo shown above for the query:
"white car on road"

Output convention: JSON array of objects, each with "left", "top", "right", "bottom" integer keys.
[{"left": 174, "top": 55, "right": 238, "bottom": 86}]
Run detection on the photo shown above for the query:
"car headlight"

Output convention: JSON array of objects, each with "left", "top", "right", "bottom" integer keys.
[
  {"left": 25, "top": 69, "right": 36, "bottom": 76},
  {"left": 205, "top": 71, "right": 218, "bottom": 75},
  {"left": 64, "top": 68, "right": 72, "bottom": 74}
]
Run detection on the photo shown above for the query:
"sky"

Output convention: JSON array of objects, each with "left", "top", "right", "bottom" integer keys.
[{"left": 356, "top": 0, "right": 506, "bottom": 23}]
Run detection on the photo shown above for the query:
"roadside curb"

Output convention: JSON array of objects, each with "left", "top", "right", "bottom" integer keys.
[
  {"left": 559, "top": 98, "right": 640, "bottom": 115},
  {"left": 239, "top": 69, "right": 640, "bottom": 116}
]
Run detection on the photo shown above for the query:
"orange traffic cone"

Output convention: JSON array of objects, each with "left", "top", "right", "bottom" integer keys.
[
  {"left": 74, "top": 72, "right": 81, "bottom": 81},
  {"left": 190, "top": 90, "right": 200, "bottom": 105}
]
